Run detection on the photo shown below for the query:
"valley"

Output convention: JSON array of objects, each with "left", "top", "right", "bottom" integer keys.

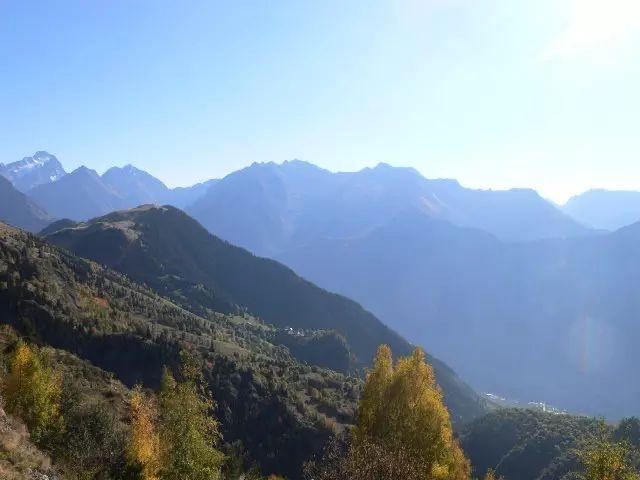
[{"left": 1, "top": 151, "right": 640, "bottom": 479}]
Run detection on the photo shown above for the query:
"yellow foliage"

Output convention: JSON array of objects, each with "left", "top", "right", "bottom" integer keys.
[
  {"left": 579, "top": 432, "right": 639, "bottom": 480},
  {"left": 158, "top": 360, "right": 225, "bottom": 480},
  {"left": 126, "top": 387, "right": 161, "bottom": 480},
  {"left": 484, "top": 468, "right": 503, "bottom": 480},
  {"left": 354, "top": 345, "right": 470, "bottom": 480},
  {"left": 1, "top": 341, "right": 63, "bottom": 443}
]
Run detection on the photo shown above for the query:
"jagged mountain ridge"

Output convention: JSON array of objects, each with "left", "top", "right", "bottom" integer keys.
[
  {"left": 3, "top": 153, "right": 592, "bottom": 244},
  {"left": 0, "top": 151, "right": 66, "bottom": 192},
  {"left": 187, "top": 160, "right": 592, "bottom": 257},
  {"left": 1, "top": 151, "right": 217, "bottom": 220}
]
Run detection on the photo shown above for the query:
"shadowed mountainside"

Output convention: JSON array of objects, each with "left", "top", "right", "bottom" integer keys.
[
  {"left": 278, "top": 211, "right": 640, "bottom": 418},
  {"left": 42, "top": 205, "right": 488, "bottom": 424},
  {"left": 0, "top": 175, "right": 51, "bottom": 232}
]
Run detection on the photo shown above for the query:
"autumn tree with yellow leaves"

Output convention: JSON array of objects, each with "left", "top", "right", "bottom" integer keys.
[
  {"left": 483, "top": 468, "right": 503, "bottom": 480},
  {"left": 123, "top": 352, "right": 225, "bottom": 480},
  {"left": 355, "top": 345, "right": 470, "bottom": 480},
  {"left": 127, "top": 386, "right": 161, "bottom": 480},
  {"left": 306, "top": 345, "right": 470, "bottom": 480},
  {"left": 576, "top": 428, "right": 639, "bottom": 480},
  {"left": 1, "top": 340, "right": 63, "bottom": 443}
]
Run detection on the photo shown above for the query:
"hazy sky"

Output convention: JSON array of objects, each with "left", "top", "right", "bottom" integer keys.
[{"left": 1, "top": 0, "right": 640, "bottom": 203}]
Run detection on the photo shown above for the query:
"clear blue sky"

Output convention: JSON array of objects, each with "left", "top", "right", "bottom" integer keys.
[{"left": 1, "top": 0, "right": 639, "bottom": 202}]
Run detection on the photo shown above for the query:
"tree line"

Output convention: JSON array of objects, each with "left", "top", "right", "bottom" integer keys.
[{"left": 2, "top": 336, "right": 638, "bottom": 480}]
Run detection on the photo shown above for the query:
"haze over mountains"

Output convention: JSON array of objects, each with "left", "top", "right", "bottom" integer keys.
[
  {"left": 4, "top": 150, "right": 640, "bottom": 419},
  {"left": 187, "top": 160, "right": 592, "bottom": 256},
  {"left": 0, "top": 152, "right": 216, "bottom": 223},
  {"left": 3, "top": 151, "right": 640, "bottom": 237},
  {"left": 279, "top": 213, "right": 640, "bottom": 418},
  {"left": 563, "top": 189, "right": 640, "bottom": 231}
]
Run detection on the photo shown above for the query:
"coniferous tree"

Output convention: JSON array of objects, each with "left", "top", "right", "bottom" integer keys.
[{"left": 158, "top": 353, "right": 225, "bottom": 480}]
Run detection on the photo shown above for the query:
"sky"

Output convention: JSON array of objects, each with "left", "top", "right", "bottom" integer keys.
[{"left": 1, "top": 0, "right": 640, "bottom": 203}]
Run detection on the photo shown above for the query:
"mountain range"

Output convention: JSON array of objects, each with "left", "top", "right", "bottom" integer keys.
[
  {"left": 5, "top": 151, "right": 640, "bottom": 237},
  {"left": 0, "top": 152, "right": 218, "bottom": 223},
  {"left": 187, "top": 160, "right": 592, "bottom": 256},
  {"left": 29, "top": 166, "right": 129, "bottom": 221},
  {"left": 5, "top": 150, "right": 640, "bottom": 419}
]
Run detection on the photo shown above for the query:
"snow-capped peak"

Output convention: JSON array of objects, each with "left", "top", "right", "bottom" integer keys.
[{"left": 1, "top": 151, "right": 67, "bottom": 192}]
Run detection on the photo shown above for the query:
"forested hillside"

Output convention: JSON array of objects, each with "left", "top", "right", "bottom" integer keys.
[
  {"left": 460, "top": 409, "right": 640, "bottom": 480},
  {"left": 0, "top": 326, "right": 131, "bottom": 479},
  {"left": 42, "top": 205, "right": 487, "bottom": 424},
  {"left": 0, "top": 221, "right": 359, "bottom": 478}
]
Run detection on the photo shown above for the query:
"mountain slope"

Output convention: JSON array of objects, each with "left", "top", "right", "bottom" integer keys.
[
  {"left": 28, "top": 166, "right": 126, "bottom": 220},
  {"left": 278, "top": 212, "right": 640, "bottom": 418},
  {"left": 0, "top": 175, "right": 51, "bottom": 232},
  {"left": 102, "top": 164, "right": 171, "bottom": 205},
  {"left": 187, "top": 161, "right": 590, "bottom": 257},
  {"left": 0, "top": 221, "right": 363, "bottom": 478},
  {"left": 459, "top": 409, "right": 605, "bottom": 480},
  {"left": 0, "top": 402, "right": 57, "bottom": 479},
  {"left": 0, "top": 325, "right": 135, "bottom": 479},
  {"left": 0, "top": 151, "right": 66, "bottom": 192},
  {"left": 563, "top": 189, "right": 640, "bottom": 231},
  {"left": 42, "top": 205, "right": 488, "bottom": 423}
]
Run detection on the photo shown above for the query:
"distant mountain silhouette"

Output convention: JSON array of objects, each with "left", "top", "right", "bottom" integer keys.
[
  {"left": 0, "top": 148, "right": 218, "bottom": 220},
  {"left": 28, "top": 166, "right": 126, "bottom": 220},
  {"left": 564, "top": 189, "right": 640, "bottom": 231},
  {"left": 43, "top": 204, "right": 488, "bottom": 423},
  {"left": 169, "top": 179, "right": 218, "bottom": 208},
  {"left": 278, "top": 211, "right": 640, "bottom": 418},
  {"left": 100, "top": 165, "right": 218, "bottom": 209},
  {"left": 102, "top": 164, "right": 171, "bottom": 206},
  {"left": 4, "top": 154, "right": 590, "bottom": 240},
  {"left": 0, "top": 151, "right": 66, "bottom": 192},
  {"left": 0, "top": 175, "right": 51, "bottom": 232},
  {"left": 187, "top": 161, "right": 591, "bottom": 257}
]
